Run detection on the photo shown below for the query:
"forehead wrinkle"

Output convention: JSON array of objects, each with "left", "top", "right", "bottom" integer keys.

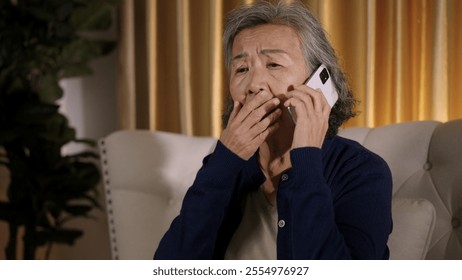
[
  {"left": 260, "top": 49, "right": 288, "bottom": 56},
  {"left": 232, "top": 48, "right": 288, "bottom": 64},
  {"left": 232, "top": 52, "right": 248, "bottom": 62}
]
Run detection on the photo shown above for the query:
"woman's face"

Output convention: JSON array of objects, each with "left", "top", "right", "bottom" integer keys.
[{"left": 229, "top": 24, "right": 309, "bottom": 108}]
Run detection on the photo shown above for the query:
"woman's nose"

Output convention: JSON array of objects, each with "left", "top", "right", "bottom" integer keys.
[{"left": 247, "top": 69, "right": 267, "bottom": 95}]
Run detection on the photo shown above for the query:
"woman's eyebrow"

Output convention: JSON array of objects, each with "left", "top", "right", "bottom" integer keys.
[
  {"left": 232, "top": 52, "right": 248, "bottom": 62},
  {"left": 260, "top": 49, "right": 288, "bottom": 55},
  {"left": 232, "top": 49, "right": 288, "bottom": 62}
]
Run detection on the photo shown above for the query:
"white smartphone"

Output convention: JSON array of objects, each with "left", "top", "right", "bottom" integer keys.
[{"left": 287, "top": 64, "right": 339, "bottom": 123}]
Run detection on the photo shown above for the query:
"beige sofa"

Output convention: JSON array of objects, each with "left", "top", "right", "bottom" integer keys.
[{"left": 99, "top": 119, "right": 462, "bottom": 259}]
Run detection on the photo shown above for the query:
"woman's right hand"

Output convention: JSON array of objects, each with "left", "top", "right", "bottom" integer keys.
[{"left": 219, "top": 91, "right": 282, "bottom": 160}]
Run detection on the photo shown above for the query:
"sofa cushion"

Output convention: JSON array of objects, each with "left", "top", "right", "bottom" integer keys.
[{"left": 388, "top": 198, "right": 436, "bottom": 259}]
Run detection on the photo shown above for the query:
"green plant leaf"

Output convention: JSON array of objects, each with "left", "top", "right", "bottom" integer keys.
[
  {"left": 4, "top": 76, "right": 28, "bottom": 94},
  {"left": 60, "top": 63, "right": 93, "bottom": 78},
  {"left": 70, "top": 1, "right": 114, "bottom": 31},
  {"left": 37, "top": 73, "right": 63, "bottom": 103},
  {"left": 37, "top": 114, "right": 77, "bottom": 145},
  {"left": 58, "top": 39, "right": 115, "bottom": 78}
]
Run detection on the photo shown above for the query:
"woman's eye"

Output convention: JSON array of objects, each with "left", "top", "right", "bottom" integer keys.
[
  {"left": 235, "top": 67, "right": 248, "bottom": 74},
  {"left": 267, "top": 63, "right": 281, "bottom": 69}
]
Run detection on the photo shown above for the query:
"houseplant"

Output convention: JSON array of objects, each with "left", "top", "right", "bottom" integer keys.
[{"left": 0, "top": 0, "right": 118, "bottom": 259}]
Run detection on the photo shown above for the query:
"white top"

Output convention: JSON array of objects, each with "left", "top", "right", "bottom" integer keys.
[{"left": 224, "top": 188, "right": 278, "bottom": 259}]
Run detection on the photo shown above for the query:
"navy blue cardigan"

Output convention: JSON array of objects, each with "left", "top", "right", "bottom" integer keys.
[{"left": 154, "top": 136, "right": 392, "bottom": 259}]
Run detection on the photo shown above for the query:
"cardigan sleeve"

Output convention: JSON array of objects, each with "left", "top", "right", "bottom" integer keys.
[
  {"left": 276, "top": 146, "right": 393, "bottom": 260},
  {"left": 154, "top": 141, "right": 265, "bottom": 259}
]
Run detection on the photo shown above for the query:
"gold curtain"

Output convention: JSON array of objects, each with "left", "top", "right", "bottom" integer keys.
[{"left": 118, "top": 0, "right": 462, "bottom": 138}]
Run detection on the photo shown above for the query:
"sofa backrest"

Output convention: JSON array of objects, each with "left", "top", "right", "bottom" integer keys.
[
  {"left": 99, "top": 130, "right": 216, "bottom": 259},
  {"left": 339, "top": 119, "right": 462, "bottom": 259}
]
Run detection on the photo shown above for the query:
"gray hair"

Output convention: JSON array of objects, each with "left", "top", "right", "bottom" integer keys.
[{"left": 221, "top": 0, "right": 358, "bottom": 137}]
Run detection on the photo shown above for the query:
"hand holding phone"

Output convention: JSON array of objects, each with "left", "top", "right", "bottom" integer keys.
[{"left": 287, "top": 64, "right": 338, "bottom": 123}]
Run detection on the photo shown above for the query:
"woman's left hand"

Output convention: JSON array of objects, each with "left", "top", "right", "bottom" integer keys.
[{"left": 284, "top": 85, "right": 331, "bottom": 149}]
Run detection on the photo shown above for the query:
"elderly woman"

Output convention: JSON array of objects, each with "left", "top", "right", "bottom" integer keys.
[{"left": 154, "top": 0, "right": 392, "bottom": 260}]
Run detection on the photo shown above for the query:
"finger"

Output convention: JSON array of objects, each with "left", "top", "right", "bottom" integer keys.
[
  {"left": 237, "top": 91, "right": 275, "bottom": 122},
  {"left": 284, "top": 88, "right": 312, "bottom": 113},
  {"left": 219, "top": 98, "right": 280, "bottom": 160},
  {"left": 309, "top": 89, "right": 329, "bottom": 113},
  {"left": 285, "top": 88, "right": 328, "bottom": 117},
  {"left": 219, "top": 108, "right": 280, "bottom": 160},
  {"left": 249, "top": 109, "right": 282, "bottom": 146},
  {"left": 249, "top": 107, "right": 282, "bottom": 135},
  {"left": 255, "top": 120, "right": 280, "bottom": 144},
  {"left": 305, "top": 88, "right": 331, "bottom": 118},
  {"left": 284, "top": 97, "right": 309, "bottom": 125},
  {"left": 284, "top": 95, "right": 330, "bottom": 130},
  {"left": 248, "top": 97, "right": 281, "bottom": 122},
  {"left": 236, "top": 97, "right": 280, "bottom": 133},
  {"left": 227, "top": 101, "right": 241, "bottom": 124},
  {"left": 294, "top": 85, "right": 329, "bottom": 112}
]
